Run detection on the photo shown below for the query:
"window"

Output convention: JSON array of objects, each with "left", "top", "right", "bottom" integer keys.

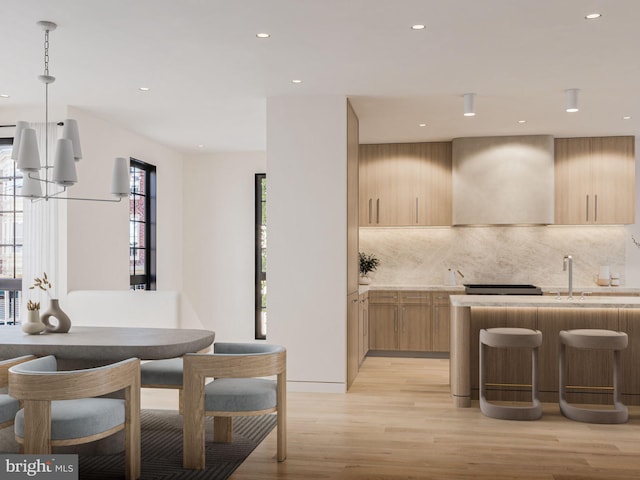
[
  {"left": 129, "top": 158, "right": 156, "bottom": 290},
  {"left": 0, "top": 137, "right": 23, "bottom": 324},
  {"left": 255, "top": 174, "right": 267, "bottom": 339}
]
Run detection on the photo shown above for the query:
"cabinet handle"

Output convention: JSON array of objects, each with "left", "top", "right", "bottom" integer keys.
[
  {"left": 376, "top": 198, "right": 380, "bottom": 224},
  {"left": 435, "top": 306, "right": 439, "bottom": 332},
  {"left": 415, "top": 197, "right": 419, "bottom": 224},
  {"left": 586, "top": 194, "right": 589, "bottom": 222},
  {"left": 394, "top": 309, "right": 397, "bottom": 332},
  {"left": 402, "top": 307, "right": 406, "bottom": 333},
  {"left": 351, "top": 298, "right": 358, "bottom": 304},
  {"left": 368, "top": 198, "right": 372, "bottom": 224},
  {"left": 364, "top": 310, "right": 368, "bottom": 336},
  {"left": 403, "top": 295, "right": 428, "bottom": 299},
  {"left": 595, "top": 194, "right": 598, "bottom": 222}
]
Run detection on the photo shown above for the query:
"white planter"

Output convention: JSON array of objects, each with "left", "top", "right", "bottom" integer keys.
[{"left": 22, "top": 309, "right": 46, "bottom": 335}]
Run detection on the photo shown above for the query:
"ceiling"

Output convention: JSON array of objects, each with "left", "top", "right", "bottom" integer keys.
[{"left": 3, "top": 0, "right": 640, "bottom": 154}]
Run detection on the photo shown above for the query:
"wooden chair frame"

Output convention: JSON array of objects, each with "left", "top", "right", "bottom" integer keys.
[
  {"left": 183, "top": 347, "right": 286, "bottom": 470},
  {"left": 0, "top": 356, "right": 35, "bottom": 430},
  {"left": 9, "top": 356, "right": 141, "bottom": 480}
]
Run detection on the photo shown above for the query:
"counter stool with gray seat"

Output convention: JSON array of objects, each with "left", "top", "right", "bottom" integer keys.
[
  {"left": 479, "top": 327, "right": 543, "bottom": 420},
  {"left": 0, "top": 355, "right": 35, "bottom": 452},
  {"left": 559, "top": 329, "right": 628, "bottom": 424}
]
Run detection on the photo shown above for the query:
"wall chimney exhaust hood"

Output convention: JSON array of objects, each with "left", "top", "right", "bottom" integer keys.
[{"left": 452, "top": 135, "right": 554, "bottom": 225}]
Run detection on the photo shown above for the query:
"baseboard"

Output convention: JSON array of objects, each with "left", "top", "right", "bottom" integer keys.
[{"left": 367, "top": 351, "right": 450, "bottom": 359}]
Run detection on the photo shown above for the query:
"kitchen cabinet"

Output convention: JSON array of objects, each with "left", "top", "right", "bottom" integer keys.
[
  {"left": 359, "top": 142, "right": 452, "bottom": 226},
  {"left": 358, "top": 291, "right": 369, "bottom": 365},
  {"left": 368, "top": 290, "right": 454, "bottom": 353},
  {"left": 555, "top": 136, "right": 635, "bottom": 224},
  {"left": 347, "top": 292, "right": 360, "bottom": 389},
  {"left": 432, "top": 291, "right": 456, "bottom": 352}
]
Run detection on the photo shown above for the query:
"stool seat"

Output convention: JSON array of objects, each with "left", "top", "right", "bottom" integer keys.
[
  {"left": 560, "top": 329, "right": 628, "bottom": 350},
  {"left": 559, "top": 329, "right": 628, "bottom": 424},
  {"left": 480, "top": 327, "right": 542, "bottom": 421}
]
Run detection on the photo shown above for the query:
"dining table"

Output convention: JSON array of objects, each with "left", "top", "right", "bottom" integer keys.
[{"left": 1, "top": 325, "right": 216, "bottom": 368}]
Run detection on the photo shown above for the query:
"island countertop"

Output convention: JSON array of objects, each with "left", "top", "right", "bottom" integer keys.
[{"left": 450, "top": 294, "right": 640, "bottom": 308}]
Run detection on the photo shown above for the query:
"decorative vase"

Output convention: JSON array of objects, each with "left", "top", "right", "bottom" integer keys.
[
  {"left": 41, "top": 299, "right": 72, "bottom": 333},
  {"left": 22, "top": 309, "right": 46, "bottom": 335}
]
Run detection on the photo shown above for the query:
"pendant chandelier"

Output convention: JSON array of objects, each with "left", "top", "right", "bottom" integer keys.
[{"left": 10, "top": 20, "right": 129, "bottom": 202}]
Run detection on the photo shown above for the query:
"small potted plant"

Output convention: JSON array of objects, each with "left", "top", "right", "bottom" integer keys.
[
  {"left": 22, "top": 299, "right": 45, "bottom": 335},
  {"left": 359, "top": 252, "right": 380, "bottom": 285}
]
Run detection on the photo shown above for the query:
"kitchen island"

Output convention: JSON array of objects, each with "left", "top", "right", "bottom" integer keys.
[{"left": 450, "top": 295, "right": 640, "bottom": 408}]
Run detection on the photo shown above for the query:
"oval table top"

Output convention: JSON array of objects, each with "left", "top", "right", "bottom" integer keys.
[{"left": 1, "top": 325, "right": 215, "bottom": 362}]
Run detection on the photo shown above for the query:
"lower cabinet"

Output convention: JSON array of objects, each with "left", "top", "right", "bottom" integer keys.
[
  {"left": 347, "top": 292, "right": 360, "bottom": 389},
  {"left": 368, "top": 290, "right": 455, "bottom": 353},
  {"left": 358, "top": 291, "right": 369, "bottom": 365}
]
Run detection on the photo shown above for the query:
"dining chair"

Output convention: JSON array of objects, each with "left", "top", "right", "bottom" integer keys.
[
  {"left": 9, "top": 355, "right": 141, "bottom": 480},
  {"left": 183, "top": 342, "right": 286, "bottom": 470},
  {"left": 0, "top": 355, "right": 35, "bottom": 449}
]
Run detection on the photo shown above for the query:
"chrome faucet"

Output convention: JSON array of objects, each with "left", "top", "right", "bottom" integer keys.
[{"left": 563, "top": 255, "right": 573, "bottom": 299}]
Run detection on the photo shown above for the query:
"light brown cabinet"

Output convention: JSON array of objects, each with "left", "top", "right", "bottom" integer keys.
[
  {"left": 358, "top": 291, "right": 369, "bottom": 365},
  {"left": 368, "top": 290, "right": 454, "bottom": 353},
  {"left": 347, "top": 292, "right": 360, "bottom": 389},
  {"left": 554, "top": 136, "right": 635, "bottom": 224},
  {"left": 359, "top": 142, "right": 452, "bottom": 226}
]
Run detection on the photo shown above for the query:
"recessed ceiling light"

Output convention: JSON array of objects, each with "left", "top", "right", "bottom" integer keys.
[
  {"left": 418, "top": 123, "right": 427, "bottom": 127},
  {"left": 0, "top": 94, "right": 9, "bottom": 98},
  {"left": 411, "top": 24, "right": 426, "bottom": 30},
  {"left": 291, "top": 79, "right": 303, "bottom": 84},
  {"left": 197, "top": 144, "right": 204, "bottom": 148},
  {"left": 585, "top": 13, "right": 602, "bottom": 20},
  {"left": 518, "top": 120, "right": 527, "bottom": 124},
  {"left": 139, "top": 87, "right": 150, "bottom": 92},
  {"left": 256, "top": 33, "right": 270, "bottom": 38},
  {"left": 623, "top": 116, "right": 632, "bottom": 120}
]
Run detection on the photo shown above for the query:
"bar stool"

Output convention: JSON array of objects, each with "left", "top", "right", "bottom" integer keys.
[
  {"left": 559, "top": 329, "right": 628, "bottom": 424},
  {"left": 479, "top": 327, "right": 543, "bottom": 420}
]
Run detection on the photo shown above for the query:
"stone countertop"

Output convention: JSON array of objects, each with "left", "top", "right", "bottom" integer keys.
[
  {"left": 450, "top": 294, "right": 640, "bottom": 308},
  {"left": 361, "top": 284, "right": 640, "bottom": 294}
]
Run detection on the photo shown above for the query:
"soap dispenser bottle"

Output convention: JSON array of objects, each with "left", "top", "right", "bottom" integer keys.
[{"left": 445, "top": 268, "right": 457, "bottom": 286}]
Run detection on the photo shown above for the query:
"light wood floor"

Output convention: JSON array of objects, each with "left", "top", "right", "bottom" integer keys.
[{"left": 144, "top": 357, "right": 640, "bottom": 479}]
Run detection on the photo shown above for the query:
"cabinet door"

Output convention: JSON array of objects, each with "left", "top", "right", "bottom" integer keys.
[
  {"left": 369, "top": 304, "right": 398, "bottom": 350},
  {"left": 358, "top": 293, "right": 369, "bottom": 365},
  {"left": 616, "top": 309, "right": 640, "bottom": 398},
  {"left": 417, "top": 142, "right": 452, "bottom": 226},
  {"left": 590, "top": 136, "right": 635, "bottom": 224},
  {"left": 554, "top": 138, "right": 591, "bottom": 224},
  {"left": 432, "top": 304, "right": 450, "bottom": 352},
  {"left": 399, "top": 304, "right": 431, "bottom": 351},
  {"left": 537, "top": 308, "right": 618, "bottom": 404},
  {"left": 347, "top": 293, "right": 360, "bottom": 389}
]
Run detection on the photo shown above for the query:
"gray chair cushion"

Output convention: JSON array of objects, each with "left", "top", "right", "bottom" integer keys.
[
  {"left": 140, "top": 358, "right": 183, "bottom": 387},
  {"left": 0, "top": 394, "right": 19, "bottom": 425},
  {"left": 15, "top": 398, "right": 125, "bottom": 440},
  {"left": 205, "top": 378, "right": 276, "bottom": 412}
]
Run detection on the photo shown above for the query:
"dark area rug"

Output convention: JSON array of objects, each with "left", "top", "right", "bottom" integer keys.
[{"left": 78, "top": 410, "right": 277, "bottom": 480}]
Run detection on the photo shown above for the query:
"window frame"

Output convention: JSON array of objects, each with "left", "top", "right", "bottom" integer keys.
[
  {"left": 129, "top": 158, "right": 156, "bottom": 290},
  {"left": 255, "top": 173, "right": 266, "bottom": 340}
]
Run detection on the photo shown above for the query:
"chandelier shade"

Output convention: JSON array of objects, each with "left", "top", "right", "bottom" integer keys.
[
  {"left": 62, "top": 119, "right": 82, "bottom": 160},
  {"left": 16, "top": 128, "right": 42, "bottom": 172},
  {"left": 11, "top": 121, "right": 29, "bottom": 162},
  {"left": 22, "top": 172, "right": 43, "bottom": 198},
  {"left": 52, "top": 138, "right": 78, "bottom": 186}
]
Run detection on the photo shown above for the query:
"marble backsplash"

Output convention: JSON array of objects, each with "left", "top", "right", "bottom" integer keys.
[{"left": 359, "top": 225, "right": 627, "bottom": 288}]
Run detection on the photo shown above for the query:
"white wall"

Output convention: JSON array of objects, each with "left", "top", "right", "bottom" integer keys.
[
  {"left": 64, "top": 107, "right": 185, "bottom": 295},
  {"left": 182, "top": 152, "right": 266, "bottom": 335},
  {"left": 267, "top": 95, "right": 348, "bottom": 393}
]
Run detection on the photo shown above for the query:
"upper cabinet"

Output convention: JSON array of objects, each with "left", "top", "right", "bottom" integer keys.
[
  {"left": 555, "top": 136, "right": 635, "bottom": 225},
  {"left": 359, "top": 142, "right": 452, "bottom": 227}
]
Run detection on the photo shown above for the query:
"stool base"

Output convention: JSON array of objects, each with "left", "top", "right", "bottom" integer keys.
[
  {"left": 480, "top": 397, "right": 542, "bottom": 421},
  {"left": 560, "top": 399, "right": 628, "bottom": 424}
]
